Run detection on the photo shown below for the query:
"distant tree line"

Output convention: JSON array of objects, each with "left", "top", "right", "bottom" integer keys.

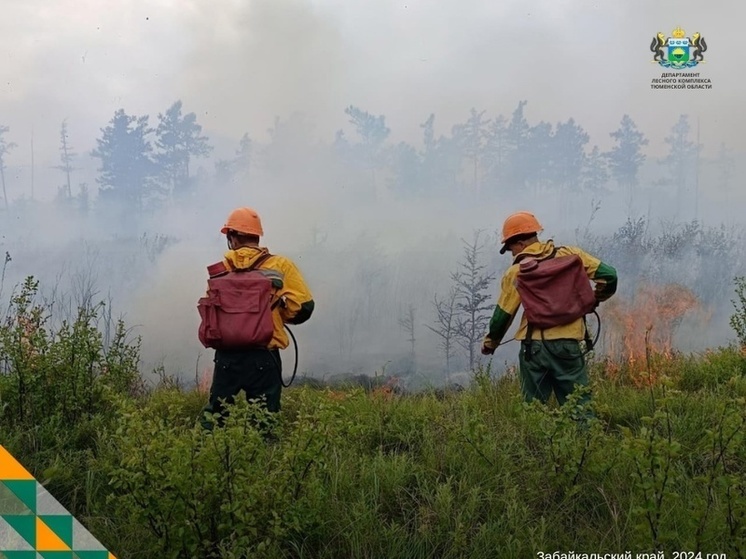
[
  {"left": 0, "top": 100, "right": 737, "bottom": 228},
  {"left": 0, "top": 100, "right": 741, "bottom": 379}
]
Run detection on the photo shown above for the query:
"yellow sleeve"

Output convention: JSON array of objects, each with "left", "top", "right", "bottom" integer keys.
[
  {"left": 562, "top": 246, "right": 618, "bottom": 301},
  {"left": 275, "top": 257, "right": 315, "bottom": 325},
  {"left": 496, "top": 267, "right": 522, "bottom": 316},
  {"left": 483, "top": 268, "right": 521, "bottom": 349}
]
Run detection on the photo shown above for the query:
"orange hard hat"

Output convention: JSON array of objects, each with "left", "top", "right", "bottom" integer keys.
[
  {"left": 499, "top": 211, "right": 542, "bottom": 254},
  {"left": 220, "top": 207, "right": 264, "bottom": 236}
]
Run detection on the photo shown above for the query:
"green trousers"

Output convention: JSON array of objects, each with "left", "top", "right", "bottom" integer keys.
[
  {"left": 518, "top": 339, "right": 591, "bottom": 407},
  {"left": 201, "top": 348, "right": 282, "bottom": 431}
]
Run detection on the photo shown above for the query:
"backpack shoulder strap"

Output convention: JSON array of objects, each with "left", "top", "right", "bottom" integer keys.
[
  {"left": 233, "top": 251, "right": 273, "bottom": 273},
  {"left": 249, "top": 252, "right": 273, "bottom": 271},
  {"left": 515, "top": 246, "right": 558, "bottom": 265},
  {"left": 539, "top": 246, "right": 559, "bottom": 261}
]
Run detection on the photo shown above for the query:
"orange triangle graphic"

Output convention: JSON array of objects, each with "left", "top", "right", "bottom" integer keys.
[
  {"left": 109, "top": 554, "right": 118, "bottom": 559},
  {"left": 36, "top": 516, "right": 72, "bottom": 551},
  {"left": 0, "top": 446, "right": 34, "bottom": 480}
]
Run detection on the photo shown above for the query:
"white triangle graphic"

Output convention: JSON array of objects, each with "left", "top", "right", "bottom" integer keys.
[
  {"left": 71, "top": 517, "right": 107, "bottom": 551},
  {"left": 36, "top": 483, "right": 69, "bottom": 515},
  {"left": 0, "top": 515, "right": 34, "bottom": 550}
]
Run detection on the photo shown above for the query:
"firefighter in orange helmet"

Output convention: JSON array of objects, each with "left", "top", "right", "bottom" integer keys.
[
  {"left": 481, "top": 211, "right": 617, "bottom": 410},
  {"left": 200, "top": 207, "right": 315, "bottom": 431}
]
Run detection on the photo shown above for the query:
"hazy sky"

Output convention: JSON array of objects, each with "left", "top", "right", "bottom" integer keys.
[
  {"left": 1, "top": 0, "right": 742, "bottom": 378},
  {"left": 0, "top": 0, "right": 742, "bottom": 202}
]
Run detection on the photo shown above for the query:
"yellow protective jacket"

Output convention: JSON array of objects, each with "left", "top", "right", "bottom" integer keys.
[
  {"left": 483, "top": 239, "right": 617, "bottom": 349},
  {"left": 216, "top": 246, "right": 315, "bottom": 350}
]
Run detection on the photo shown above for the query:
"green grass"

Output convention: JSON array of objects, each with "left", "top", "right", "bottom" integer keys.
[
  {"left": 5, "top": 356, "right": 744, "bottom": 559},
  {"left": 2, "top": 277, "right": 746, "bottom": 558}
]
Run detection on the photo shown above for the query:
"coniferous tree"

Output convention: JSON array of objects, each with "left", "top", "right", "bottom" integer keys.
[
  {"left": 582, "top": 146, "right": 610, "bottom": 195},
  {"left": 553, "top": 118, "right": 590, "bottom": 193},
  {"left": 418, "top": 114, "right": 461, "bottom": 198},
  {"left": 426, "top": 287, "right": 460, "bottom": 376},
  {"left": 216, "top": 133, "right": 252, "bottom": 187},
  {"left": 0, "top": 125, "right": 16, "bottom": 211},
  {"left": 451, "top": 108, "right": 490, "bottom": 198},
  {"left": 661, "top": 114, "right": 700, "bottom": 219},
  {"left": 155, "top": 100, "right": 212, "bottom": 199},
  {"left": 91, "top": 109, "right": 159, "bottom": 216},
  {"left": 397, "top": 304, "right": 417, "bottom": 372},
  {"left": 504, "top": 100, "right": 531, "bottom": 191},
  {"left": 714, "top": 142, "right": 734, "bottom": 192},
  {"left": 551, "top": 117, "right": 590, "bottom": 219},
  {"left": 482, "top": 114, "right": 510, "bottom": 198},
  {"left": 605, "top": 114, "right": 649, "bottom": 206},
  {"left": 343, "top": 105, "right": 391, "bottom": 199},
  {"left": 526, "top": 121, "right": 554, "bottom": 193},
  {"left": 388, "top": 142, "right": 422, "bottom": 198},
  {"left": 54, "top": 119, "right": 77, "bottom": 200},
  {"left": 452, "top": 230, "right": 496, "bottom": 370}
]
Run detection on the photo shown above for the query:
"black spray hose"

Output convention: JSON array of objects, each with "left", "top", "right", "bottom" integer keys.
[
  {"left": 268, "top": 297, "right": 299, "bottom": 388},
  {"left": 538, "top": 311, "right": 601, "bottom": 362},
  {"left": 281, "top": 325, "right": 299, "bottom": 388},
  {"left": 590, "top": 310, "right": 601, "bottom": 349}
]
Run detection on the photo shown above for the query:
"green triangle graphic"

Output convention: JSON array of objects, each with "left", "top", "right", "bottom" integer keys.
[
  {"left": 0, "top": 552, "right": 38, "bottom": 559},
  {"left": 2, "top": 516, "right": 35, "bottom": 547},
  {"left": 38, "top": 516, "right": 73, "bottom": 548},
  {"left": 0, "top": 516, "right": 34, "bottom": 550},
  {"left": 0, "top": 483, "right": 34, "bottom": 516},
  {"left": 39, "top": 553, "right": 74, "bottom": 559},
  {"left": 1, "top": 552, "right": 37, "bottom": 559},
  {"left": 1, "top": 482, "right": 37, "bottom": 514},
  {"left": 73, "top": 553, "right": 108, "bottom": 559}
]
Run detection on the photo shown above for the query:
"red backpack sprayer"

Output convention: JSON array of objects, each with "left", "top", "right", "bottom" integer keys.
[{"left": 197, "top": 257, "right": 300, "bottom": 388}]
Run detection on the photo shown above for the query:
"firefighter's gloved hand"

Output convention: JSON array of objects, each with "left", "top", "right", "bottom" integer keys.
[{"left": 481, "top": 343, "right": 495, "bottom": 355}]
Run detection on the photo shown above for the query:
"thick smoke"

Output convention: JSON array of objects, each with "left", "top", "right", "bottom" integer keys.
[{"left": 0, "top": 0, "right": 744, "bottom": 388}]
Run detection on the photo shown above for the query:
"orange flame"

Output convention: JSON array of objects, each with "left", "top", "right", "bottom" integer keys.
[
  {"left": 197, "top": 367, "right": 213, "bottom": 394},
  {"left": 600, "top": 282, "right": 701, "bottom": 386},
  {"left": 326, "top": 389, "right": 349, "bottom": 401},
  {"left": 370, "top": 376, "right": 400, "bottom": 401},
  {"left": 13, "top": 315, "right": 43, "bottom": 361}
]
